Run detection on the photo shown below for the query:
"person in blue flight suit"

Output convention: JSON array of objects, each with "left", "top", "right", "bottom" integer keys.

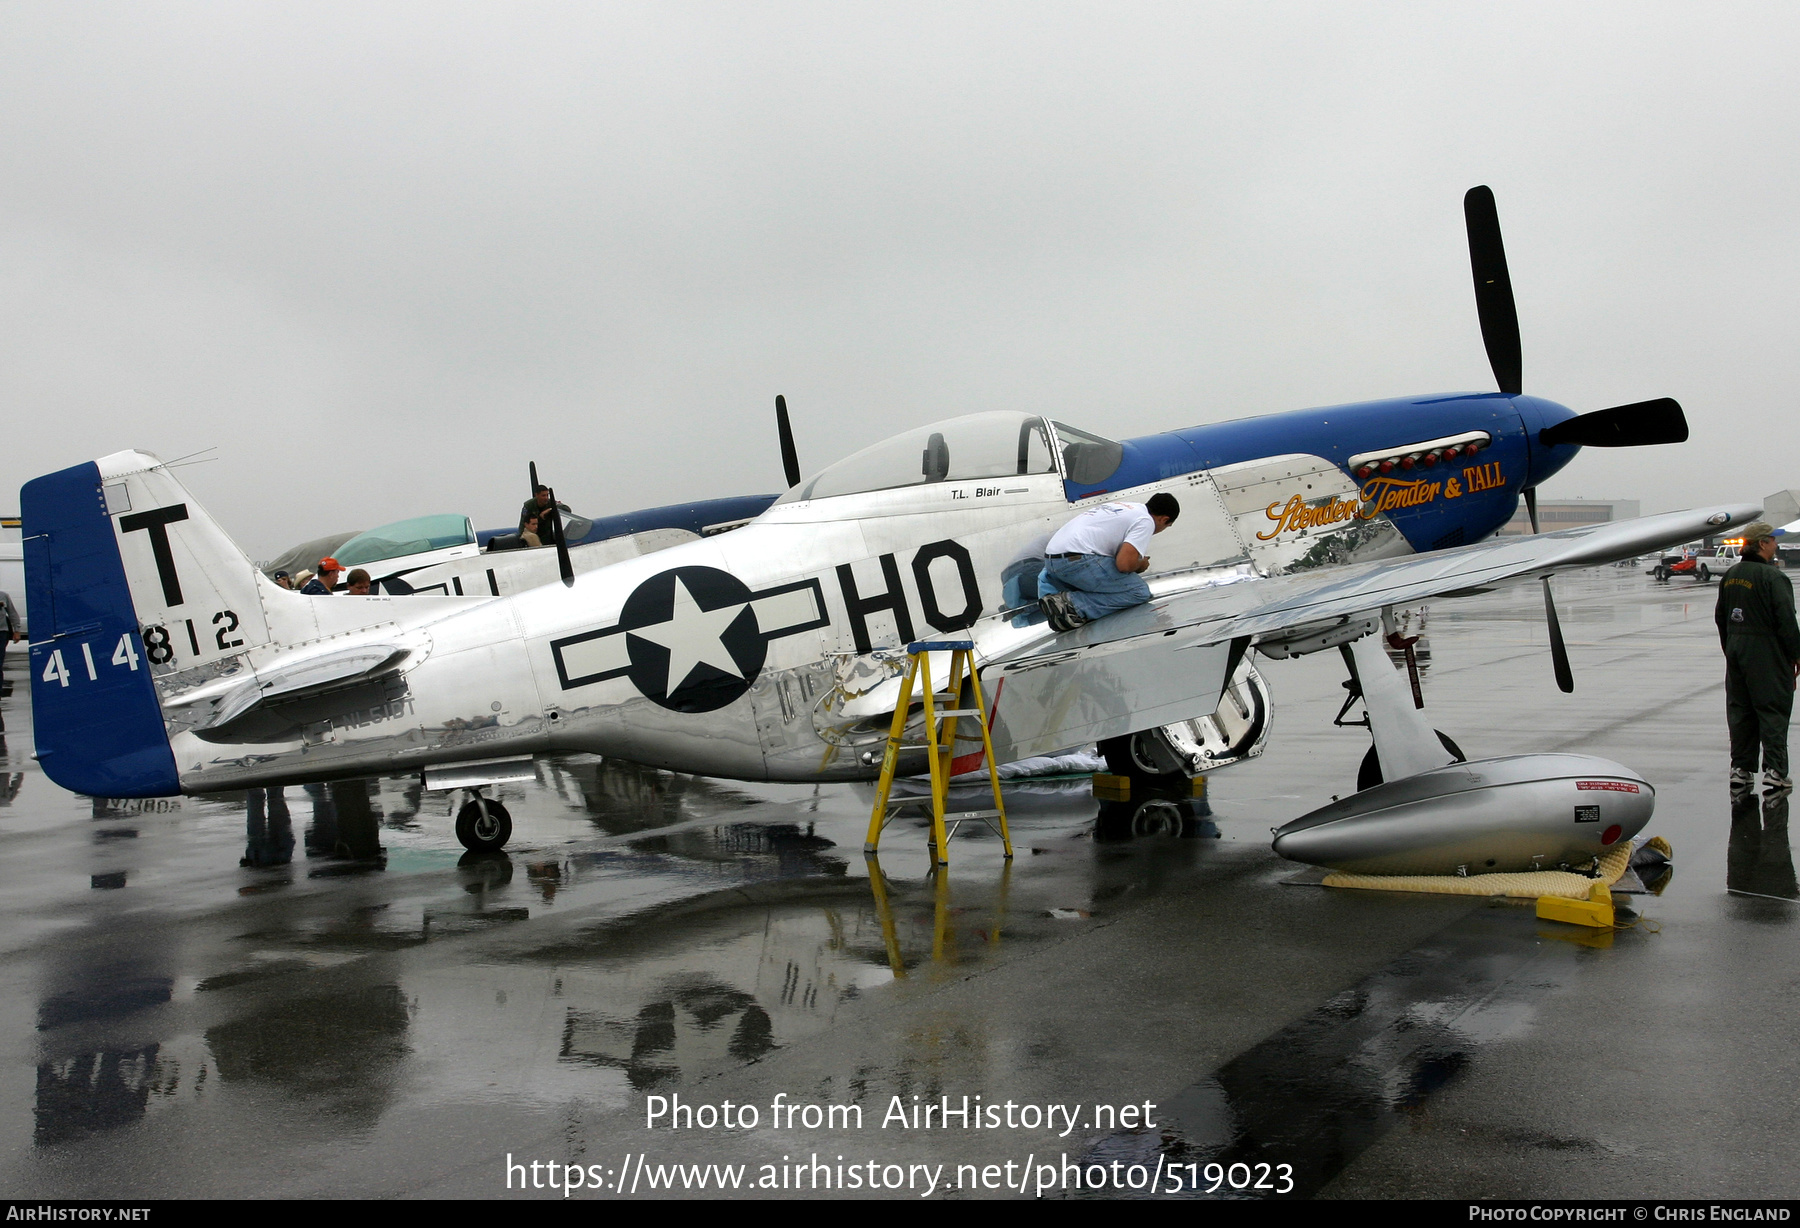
[
  {"left": 1036, "top": 492, "right": 1179, "bottom": 632},
  {"left": 1715, "top": 522, "right": 1800, "bottom": 790}
]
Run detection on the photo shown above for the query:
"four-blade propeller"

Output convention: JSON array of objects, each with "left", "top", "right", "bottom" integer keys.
[{"left": 1462, "top": 185, "right": 1689, "bottom": 693}]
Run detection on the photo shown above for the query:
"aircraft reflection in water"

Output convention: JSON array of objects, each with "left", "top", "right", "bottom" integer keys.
[
  {"left": 862, "top": 775, "right": 1221, "bottom": 975},
  {"left": 35, "top": 1044, "right": 175, "bottom": 1148},
  {"left": 33, "top": 912, "right": 179, "bottom": 1147},
  {"left": 1728, "top": 788, "right": 1798, "bottom": 903},
  {"left": 203, "top": 984, "right": 412, "bottom": 1129},
  {"left": 23, "top": 747, "right": 1241, "bottom": 1146}
]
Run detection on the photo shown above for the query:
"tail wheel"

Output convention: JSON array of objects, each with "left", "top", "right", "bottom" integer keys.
[
  {"left": 1357, "top": 731, "right": 1466, "bottom": 791},
  {"left": 456, "top": 798, "right": 513, "bottom": 852}
]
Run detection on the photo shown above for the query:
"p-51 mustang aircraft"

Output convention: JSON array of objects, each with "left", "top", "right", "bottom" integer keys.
[{"left": 24, "top": 188, "right": 1757, "bottom": 855}]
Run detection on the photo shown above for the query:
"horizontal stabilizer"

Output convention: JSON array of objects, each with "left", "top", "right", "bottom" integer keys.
[
  {"left": 1762, "top": 490, "right": 1800, "bottom": 531},
  {"left": 166, "top": 644, "right": 410, "bottom": 731}
]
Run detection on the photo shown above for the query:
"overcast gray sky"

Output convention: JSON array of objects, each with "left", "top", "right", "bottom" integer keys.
[{"left": 3, "top": 2, "right": 1795, "bottom": 557}]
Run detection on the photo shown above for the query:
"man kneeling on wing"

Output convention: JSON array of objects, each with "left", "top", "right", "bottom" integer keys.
[{"left": 1036, "top": 492, "right": 1179, "bottom": 632}]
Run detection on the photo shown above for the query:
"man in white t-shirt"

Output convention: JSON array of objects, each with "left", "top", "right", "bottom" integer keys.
[{"left": 1037, "top": 492, "right": 1180, "bottom": 631}]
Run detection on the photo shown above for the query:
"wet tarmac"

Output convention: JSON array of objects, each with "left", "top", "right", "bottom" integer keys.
[{"left": 2, "top": 568, "right": 1795, "bottom": 1200}]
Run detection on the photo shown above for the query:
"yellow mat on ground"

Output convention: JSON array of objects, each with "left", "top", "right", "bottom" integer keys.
[{"left": 1322, "top": 836, "right": 1670, "bottom": 899}]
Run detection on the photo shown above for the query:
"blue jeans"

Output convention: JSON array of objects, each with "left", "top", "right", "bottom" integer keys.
[{"left": 1040, "top": 554, "right": 1152, "bottom": 621}]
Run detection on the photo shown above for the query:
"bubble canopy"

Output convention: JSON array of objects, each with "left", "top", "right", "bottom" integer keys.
[
  {"left": 332, "top": 514, "right": 475, "bottom": 566},
  {"left": 777, "top": 411, "right": 1121, "bottom": 504}
]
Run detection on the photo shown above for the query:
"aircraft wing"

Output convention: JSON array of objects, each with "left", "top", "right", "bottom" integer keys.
[{"left": 982, "top": 503, "right": 1760, "bottom": 761}]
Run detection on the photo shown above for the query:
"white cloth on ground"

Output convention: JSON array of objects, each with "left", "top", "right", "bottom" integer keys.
[{"left": 948, "top": 750, "right": 1106, "bottom": 782}]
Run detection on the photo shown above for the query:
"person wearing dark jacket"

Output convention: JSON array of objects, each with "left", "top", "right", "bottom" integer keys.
[
  {"left": 0, "top": 591, "right": 20, "bottom": 707},
  {"left": 301, "top": 557, "right": 345, "bottom": 596},
  {"left": 1715, "top": 522, "right": 1800, "bottom": 790},
  {"left": 520, "top": 487, "right": 571, "bottom": 545}
]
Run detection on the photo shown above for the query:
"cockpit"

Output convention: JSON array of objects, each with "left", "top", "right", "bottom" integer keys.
[
  {"left": 333, "top": 514, "right": 477, "bottom": 567},
  {"left": 776, "top": 410, "right": 1123, "bottom": 504}
]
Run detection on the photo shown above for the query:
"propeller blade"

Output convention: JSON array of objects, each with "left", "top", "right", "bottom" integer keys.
[
  {"left": 1523, "top": 489, "right": 1574, "bottom": 690},
  {"left": 1464, "top": 186, "right": 1523, "bottom": 397},
  {"left": 544, "top": 486, "right": 575, "bottom": 587},
  {"left": 1539, "top": 397, "right": 1689, "bottom": 448},
  {"left": 1542, "top": 577, "right": 1574, "bottom": 693},
  {"left": 775, "top": 395, "right": 802, "bottom": 489},
  {"left": 529, "top": 461, "right": 539, "bottom": 493}
]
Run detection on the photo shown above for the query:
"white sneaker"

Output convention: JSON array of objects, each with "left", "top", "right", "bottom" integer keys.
[
  {"left": 1764, "top": 770, "right": 1793, "bottom": 791},
  {"left": 1731, "top": 767, "right": 1756, "bottom": 787}
]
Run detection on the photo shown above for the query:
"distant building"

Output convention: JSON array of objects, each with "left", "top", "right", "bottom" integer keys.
[{"left": 1495, "top": 498, "right": 1640, "bottom": 537}]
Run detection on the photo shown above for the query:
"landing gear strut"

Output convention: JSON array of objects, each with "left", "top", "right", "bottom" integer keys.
[
  {"left": 1337, "top": 632, "right": 1466, "bottom": 792},
  {"left": 1357, "top": 732, "right": 1465, "bottom": 791},
  {"left": 455, "top": 795, "right": 513, "bottom": 852}
]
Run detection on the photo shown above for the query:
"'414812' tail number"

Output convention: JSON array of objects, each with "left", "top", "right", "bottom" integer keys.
[{"left": 38, "top": 612, "right": 242, "bottom": 686}]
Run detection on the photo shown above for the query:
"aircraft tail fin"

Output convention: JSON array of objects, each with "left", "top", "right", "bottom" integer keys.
[
  {"left": 1762, "top": 489, "right": 1799, "bottom": 531},
  {"left": 22, "top": 450, "right": 278, "bottom": 797},
  {"left": 92, "top": 451, "right": 277, "bottom": 667}
]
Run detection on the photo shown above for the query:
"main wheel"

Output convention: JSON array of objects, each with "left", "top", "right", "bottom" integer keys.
[
  {"left": 1357, "top": 731, "right": 1466, "bottom": 791},
  {"left": 1129, "top": 799, "right": 1190, "bottom": 838},
  {"left": 455, "top": 798, "right": 513, "bottom": 852},
  {"left": 1098, "top": 733, "right": 1189, "bottom": 784}
]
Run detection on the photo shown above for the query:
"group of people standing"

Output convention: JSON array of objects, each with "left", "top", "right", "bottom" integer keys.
[{"left": 271, "top": 558, "right": 372, "bottom": 596}]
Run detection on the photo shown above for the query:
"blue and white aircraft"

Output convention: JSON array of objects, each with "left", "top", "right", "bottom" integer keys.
[{"left": 22, "top": 188, "right": 1757, "bottom": 853}]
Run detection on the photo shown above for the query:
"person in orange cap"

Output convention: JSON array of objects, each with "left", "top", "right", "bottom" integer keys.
[{"left": 301, "top": 557, "right": 345, "bottom": 595}]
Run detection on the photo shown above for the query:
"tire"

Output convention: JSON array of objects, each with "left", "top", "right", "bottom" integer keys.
[
  {"left": 458, "top": 849, "right": 514, "bottom": 885},
  {"left": 1128, "top": 799, "right": 1190, "bottom": 838},
  {"left": 1093, "top": 798, "right": 1199, "bottom": 841},
  {"left": 1357, "top": 731, "right": 1465, "bottom": 791},
  {"left": 455, "top": 798, "right": 513, "bottom": 852},
  {"left": 1098, "top": 733, "right": 1189, "bottom": 784},
  {"left": 1654, "top": 566, "right": 1668, "bottom": 581},
  {"left": 1698, "top": 565, "right": 1711, "bottom": 581}
]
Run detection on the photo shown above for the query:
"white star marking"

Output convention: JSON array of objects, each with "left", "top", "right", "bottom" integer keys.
[{"left": 627, "top": 575, "right": 751, "bottom": 694}]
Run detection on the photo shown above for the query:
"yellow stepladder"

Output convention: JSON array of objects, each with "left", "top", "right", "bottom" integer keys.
[{"left": 863, "top": 639, "right": 1013, "bottom": 866}]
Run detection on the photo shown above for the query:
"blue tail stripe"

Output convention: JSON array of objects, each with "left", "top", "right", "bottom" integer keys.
[{"left": 23, "top": 462, "right": 180, "bottom": 798}]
